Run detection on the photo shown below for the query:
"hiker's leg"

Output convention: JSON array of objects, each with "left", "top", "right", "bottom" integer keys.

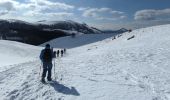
[
  {"left": 42, "top": 62, "right": 48, "bottom": 79},
  {"left": 47, "top": 62, "right": 52, "bottom": 80}
]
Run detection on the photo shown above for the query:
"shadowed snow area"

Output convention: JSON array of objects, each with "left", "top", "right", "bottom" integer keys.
[{"left": 0, "top": 24, "right": 170, "bottom": 100}]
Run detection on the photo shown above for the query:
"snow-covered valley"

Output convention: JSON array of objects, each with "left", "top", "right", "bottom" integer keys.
[{"left": 0, "top": 24, "right": 170, "bottom": 100}]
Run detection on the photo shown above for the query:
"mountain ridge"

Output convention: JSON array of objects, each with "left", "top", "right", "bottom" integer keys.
[{"left": 0, "top": 19, "right": 102, "bottom": 45}]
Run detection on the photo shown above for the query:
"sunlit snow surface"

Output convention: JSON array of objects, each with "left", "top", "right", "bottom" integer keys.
[{"left": 0, "top": 24, "right": 170, "bottom": 100}]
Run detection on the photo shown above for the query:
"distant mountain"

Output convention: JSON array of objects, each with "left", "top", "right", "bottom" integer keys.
[
  {"left": 0, "top": 19, "right": 102, "bottom": 45},
  {"left": 103, "top": 28, "right": 129, "bottom": 34},
  {"left": 36, "top": 20, "right": 102, "bottom": 34}
]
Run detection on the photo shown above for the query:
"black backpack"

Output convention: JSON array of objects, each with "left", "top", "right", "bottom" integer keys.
[{"left": 42, "top": 49, "right": 52, "bottom": 62}]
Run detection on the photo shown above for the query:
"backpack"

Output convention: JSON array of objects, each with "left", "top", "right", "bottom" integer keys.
[{"left": 42, "top": 49, "right": 52, "bottom": 62}]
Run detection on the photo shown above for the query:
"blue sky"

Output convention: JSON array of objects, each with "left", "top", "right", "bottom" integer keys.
[{"left": 0, "top": 0, "right": 170, "bottom": 29}]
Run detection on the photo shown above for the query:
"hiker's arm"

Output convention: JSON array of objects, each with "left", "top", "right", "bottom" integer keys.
[
  {"left": 52, "top": 52, "right": 55, "bottom": 58},
  {"left": 39, "top": 50, "right": 44, "bottom": 60},
  {"left": 53, "top": 53, "right": 56, "bottom": 58}
]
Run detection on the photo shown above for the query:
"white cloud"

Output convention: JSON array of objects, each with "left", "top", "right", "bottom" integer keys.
[
  {"left": 81, "top": 7, "right": 126, "bottom": 21},
  {"left": 96, "top": 7, "right": 111, "bottom": 12},
  {"left": 78, "top": 7, "right": 90, "bottom": 11},
  {"left": 22, "top": 11, "right": 73, "bottom": 21},
  {"left": 0, "top": 0, "right": 18, "bottom": 10},
  {"left": 0, "top": 0, "right": 75, "bottom": 21},
  {"left": 135, "top": 8, "right": 170, "bottom": 21},
  {"left": 28, "top": 0, "right": 74, "bottom": 11},
  {"left": 24, "top": 11, "right": 73, "bottom": 17},
  {"left": 0, "top": 0, "right": 19, "bottom": 16},
  {"left": 0, "top": 10, "right": 8, "bottom": 16}
]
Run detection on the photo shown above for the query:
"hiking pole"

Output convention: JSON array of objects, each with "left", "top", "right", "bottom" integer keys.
[
  {"left": 39, "top": 62, "right": 42, "bottom": 79},
  {"left": 58, "top": 57, "right": 64, "bottom": 82},
  {"left": 53, "top": 58, "right": 56, "bottom": 80}
]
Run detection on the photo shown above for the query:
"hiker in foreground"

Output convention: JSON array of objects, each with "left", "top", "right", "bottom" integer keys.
[{"left": 40, "top": 44, "right": 54, "bottom": 83}]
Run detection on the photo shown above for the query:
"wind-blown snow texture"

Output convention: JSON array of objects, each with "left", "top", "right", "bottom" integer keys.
[{"left": 0, "top": 24, "right": 170, "bottom": 100}]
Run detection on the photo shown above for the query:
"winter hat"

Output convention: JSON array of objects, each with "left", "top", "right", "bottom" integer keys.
[{"left": 45, "top": 44, "right": 50, "bottom": 49}]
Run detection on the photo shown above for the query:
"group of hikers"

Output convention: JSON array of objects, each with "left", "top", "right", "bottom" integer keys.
[
  {"left": 39, "top": 44, "right": 66, "bottom": 83},
  {"left": 56, "top": 48, "right": 66, "bottom": 57}
]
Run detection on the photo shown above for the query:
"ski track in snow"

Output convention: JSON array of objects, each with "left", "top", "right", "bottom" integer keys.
[{"left": 0, "top": 24, "right": 170, "bottom": 100}]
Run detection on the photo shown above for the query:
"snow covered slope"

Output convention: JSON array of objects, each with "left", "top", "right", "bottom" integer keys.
[
  {"left": 41, "top": 33, "right": 116, "bottom": 48},
  {"left": 0, "top": 40, "right": 41, "bottom": 71},
  {"left": 0, "top": 24, "right": 170, "bottom": 100}
]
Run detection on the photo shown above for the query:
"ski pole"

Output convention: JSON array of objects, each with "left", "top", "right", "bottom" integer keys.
[
  {"left": 39, "top": 62, "right": 42, "bottom": 79},
  {"left": 58, "top": 57, "right": 64, "bottom": 82},
  {"left": 54, "top": 58, "right": 56, "bottom": 80}
]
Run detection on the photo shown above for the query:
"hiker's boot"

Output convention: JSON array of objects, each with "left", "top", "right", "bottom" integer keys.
[
  {"left": 41, "top": 78, "right": 46, "bottom": 83},
  {"left": 47, "top": 77, "right": 52, "bottom": 81}
]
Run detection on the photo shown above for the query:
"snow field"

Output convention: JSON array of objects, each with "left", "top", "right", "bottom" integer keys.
[{"left": 0, "top": 24, "right": 170, "bottom": 100}]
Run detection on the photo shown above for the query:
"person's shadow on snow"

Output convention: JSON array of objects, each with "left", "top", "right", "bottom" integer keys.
[{"left": 49, "top": 81, "right": 80, "bottom": 96}]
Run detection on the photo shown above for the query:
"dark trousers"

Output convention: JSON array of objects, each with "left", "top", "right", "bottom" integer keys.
[{"left": 42, "top": 62, "right": 52, "bottom": 80}]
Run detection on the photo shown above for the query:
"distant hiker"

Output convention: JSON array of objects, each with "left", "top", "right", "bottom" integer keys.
[
  {"left": 112, "top": 36, "right": 116, "bottom": 40},
  {"left": 40, "top": 44, "right": 54, "bottom": 83},
  {"left": 128, "top": 29, "right": 132, "bottom": 33},
  {"left": 64, "top": 48, "right": 66, "bottom": 53},
  {"left": 61, "top": 50, "right": 64, "bottom": 57},
  {"left": 53, "top": 51, "right": 56, "bottom": 58},
  {"left": 57, "top": 50, "right": 60, "bottom": 57}
]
